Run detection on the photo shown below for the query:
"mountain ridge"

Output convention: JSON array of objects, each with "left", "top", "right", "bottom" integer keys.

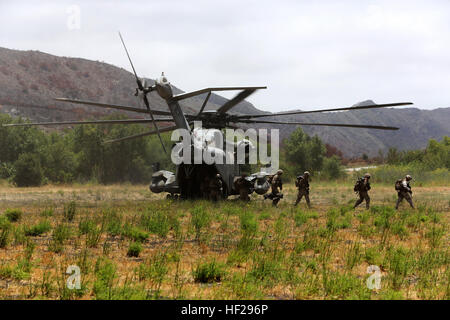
[{"left": 0, "top": 47, "right": 448, "bottom": 157}]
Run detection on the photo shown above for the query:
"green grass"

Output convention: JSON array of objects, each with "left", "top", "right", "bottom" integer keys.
[
  {"left": 127, "top": 242, "right": 142, "bottom": 257},
  {"left": 4, "top": 208, "right": 23, "bottom": 222},
  {"left": 0, "top": 183, "right": 448, "bottom": 300},
  {"left": 193, "top": 260, "right": 227, "bottom": 284},
  {"left": 24, "top": 220, "right": 51, "bottom": 236}
]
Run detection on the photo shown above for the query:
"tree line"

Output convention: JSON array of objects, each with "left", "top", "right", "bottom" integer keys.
[
  {"left": 0, "top": 113, "right": 448, "bottom": 186},
  {"left": 0, "top": 114, "right": 173, "bottom": 186}
]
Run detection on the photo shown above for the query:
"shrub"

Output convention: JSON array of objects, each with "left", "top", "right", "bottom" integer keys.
[
  {"left": 86, "top": 225, "right": 103, "bottom": 248},
  {"left": 4, "top": 208, "right": 22, "bottom": 222},
  {"left": 322, "top": 156, "right": 344, "bottom": 179},
  {"left": 103, "top": 210, "right": 122, "bottom": 237},
  {"left": 137, "top": 252, "right": 169, "bottom": 283},
  {"left": 64, "top": 201, "right": 76, "bottom": 222},
  {"left": 24, "top": 220, "right": 51, "bottom": 236},
  {"left": 94, "top": 257, "right": 117, "bottom": 299},
  {"left": 40, "top": 208, "right": 54, "bottom": 217},
  {"left": 122, "top": 224, "right": 149, "bottom": 243},
  {"left": 190, "top": 205, "right": 211, "bottom": 240},
  {"left": 0, "top": 216, "right": 12, "bottom": 248},
  {"left": 193, "top": 260, "right": 226, "bottom": 283},
  {"left": 49, "top": 224, "right": 71, "bottom": 253},
  {"left": 127, "top": 242, "right": 142, "bottom": 257},
  {"left": 248, "top": 255, "right": 283, "bottom": 284},
  {"left": 78, "top": 218, "right": 96, "bottom": 235},
  {"left": 140, "top": 210, "right": 170, "bottom": 238}
]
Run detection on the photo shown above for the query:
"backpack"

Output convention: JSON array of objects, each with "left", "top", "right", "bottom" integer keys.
[
  {"left": 354, "top": 178, "right": 364, "bottom": 192},
  {"left": 295, "top": 175, "right": 303, "bottom": 188},
  {"left": 395, "top": 179, "right": 402, "bottom": 191}
]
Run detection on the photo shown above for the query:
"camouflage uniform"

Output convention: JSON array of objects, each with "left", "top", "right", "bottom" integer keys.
[
  {"left": 294, "top": 171, "right": 310, "bottom": 208},
  {"left": 235, "top": 175, "right": 251, "bottom": 201},
  {"left": 396, "top": 175, "right": 414, "bottom": 209},
  {"left": 265, "top": 170, "right": 283, "bottom": 206},
  {"left": 209, "top": 174, "right": 222, "bottom": 202},
  {"left": 354, "top": 173, "right": 371, "bottom": 209}
]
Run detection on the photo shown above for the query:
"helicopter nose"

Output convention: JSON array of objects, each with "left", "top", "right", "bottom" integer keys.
[
  {"left": 155, "top": 72, "right": 173, "bottom": 99},
  {"left": 157, "top": 72, "right": 169, "bottom": 85}
]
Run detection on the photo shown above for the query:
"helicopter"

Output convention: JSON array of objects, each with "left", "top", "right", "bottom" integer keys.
[{"left": 3, "top": 33, "right": 413, "bottom": 200}]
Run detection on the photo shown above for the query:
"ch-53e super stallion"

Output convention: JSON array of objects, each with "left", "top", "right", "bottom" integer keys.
[{"left": 3, "top": 33, "right": 413, "bottom": 200}]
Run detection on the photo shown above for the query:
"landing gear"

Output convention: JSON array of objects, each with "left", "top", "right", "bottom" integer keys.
[{"left": 166, "top": 194, "right": 179, "bottom": 200}]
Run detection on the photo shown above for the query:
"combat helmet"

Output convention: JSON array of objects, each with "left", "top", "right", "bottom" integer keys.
[
  {"left": 405, "top": 174, "right": 412, "bottom": 181},
  {"left": 276, "top": 169, "right": 283, "bottom": 175},
  {"left": 304, "top": 171, "right": 310, "bottom": 176},
  {"left": 364, "top": 173, "right": 371, "bottom": 179}
]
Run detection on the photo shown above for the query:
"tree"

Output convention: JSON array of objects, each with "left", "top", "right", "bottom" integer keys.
[
  {"left": 322, "top": 156, "right": 344, "bottom": 179},
  {"left": 284, "top": 127, "right": 326, "bottom": 175},
  {"left": 13, "top": 153, "right": 43, "bottom": 187},
  {"left": 40, "top": 133, "right": 77, "bottom": 183},
  {"left": 386, "top": 147, "right": 400, "bottom": 165},
  {"left": 309, "top": 135, "right": 326, "bottom": 172}
]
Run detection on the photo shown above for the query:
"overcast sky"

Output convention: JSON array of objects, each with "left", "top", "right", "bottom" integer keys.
[{"left": 1, "top": 0, "right": 449, "bottom": 112}]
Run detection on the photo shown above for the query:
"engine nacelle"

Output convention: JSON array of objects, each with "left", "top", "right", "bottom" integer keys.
[
  {"left": 150, "top": 170, "right": 178, "bottom": 193},
  {"left": 253, "top": 174, "right": 270, "bottom": 195}
]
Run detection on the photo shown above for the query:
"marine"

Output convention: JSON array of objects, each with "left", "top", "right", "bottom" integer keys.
[
  {"left": 235, "top": 174, "right": 251, "bottom": 201},
  {"left": 353, "top": 173, "right": 371, "bottom": 209},
  {"left": 395, "top": 174, "right": 414, "bottom": 209},
  {"left": 294, "top": 171, "right": 311, "bottom": 208},
  {"left": 209, "top": 173, "right": 223, "bottom": 202},
  {"left": 264, "top": 169, "right": 283, "bottom": 206}
]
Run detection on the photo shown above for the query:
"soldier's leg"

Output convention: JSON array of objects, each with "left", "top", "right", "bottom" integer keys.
[
  {"left": 354, "top": 193, "right": 364, "bottom": 208},
  {"left": 305, "top": 193, "right": 311, "bottom": 208},
  {"left": 404, "top": 193, "right": 414, "bottom": 209},
  {"left": 395, "top": 192, "right": 404, "bottom": 209},
  {"left": 364, "top": 192, "right": 370, "bottom": 209},
  {"left": 294, "top": 192, "right": 303, "bottom": 206},
  {"left": 272, "top": 197, "right": 280, "bottom": 206}
]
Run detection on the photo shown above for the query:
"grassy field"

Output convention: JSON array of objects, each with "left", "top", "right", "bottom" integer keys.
[{"left": 0, "top": 182, "right": 448, "bottom": 300}]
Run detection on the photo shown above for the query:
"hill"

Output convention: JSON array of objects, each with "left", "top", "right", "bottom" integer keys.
[{"left": 0, "top": 47, "right": 448, "bottom": 157}]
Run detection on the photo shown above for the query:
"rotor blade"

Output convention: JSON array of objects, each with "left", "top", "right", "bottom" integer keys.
[
  {"left": 197, "top": 91, "right": 211, "bottom": 116},
  {"left": 118, "top": 32, "right": 143, "bottom": 90},
  {"left": 218, "top": 88, "right": 258, "bottom": 114},
  {"left": 118, "top": 33, "right": 168, "bottom": 155},
  {"left": 142, "top": 93, "right": 168, "bottom": 154},
  {"left": 234, "top": 119, "right": 399, "bottom": 130},
  {"left": 172, "top": 86, "right": 266, "bottom": 101},
  {"left": 104, "top": 125, "right": 178, "bottom": 144},
  {"left": 54, "top": 98, "right": 172, "bottom": 116},
  {"left": 2, "top": 118, "right": 174, "bottom": 127},
  {"left": 234, "top": 102, "right": 413, "bottom": 120}
]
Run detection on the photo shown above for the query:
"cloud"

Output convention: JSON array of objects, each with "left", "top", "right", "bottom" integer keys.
[{"left": 1, "top": 0, "right": 449, "bottom": 112}]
